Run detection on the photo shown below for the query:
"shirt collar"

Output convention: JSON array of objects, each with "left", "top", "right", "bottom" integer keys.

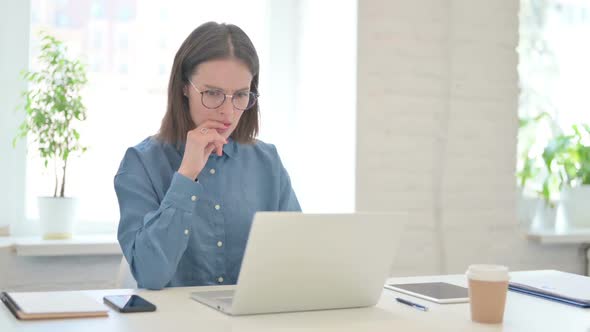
[{"left": 222, "top": 137, "right": 238, "bottom": 159}]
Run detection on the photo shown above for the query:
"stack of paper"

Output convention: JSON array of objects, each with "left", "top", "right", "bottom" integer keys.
[
  {"left": 509, "top": 270, "right": 590, "bottom": 308},
  {"left": 1, "top": 291, "right": 109, "bottom": 320}
]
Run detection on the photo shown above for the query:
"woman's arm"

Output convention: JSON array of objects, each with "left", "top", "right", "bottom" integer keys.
[{"left": 114, "top": 148, "right": 204, "bottom": 290}]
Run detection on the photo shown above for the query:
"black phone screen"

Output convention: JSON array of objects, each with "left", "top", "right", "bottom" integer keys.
[
  {"left": 388, "top": 282, "right": 468, "bottom": 299},
  {"left": 104, "top": 295, "right": 156, "bottom": 313}
]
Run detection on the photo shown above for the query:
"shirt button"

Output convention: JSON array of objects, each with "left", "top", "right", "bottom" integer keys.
[
  {"left": 191, "top": 195, "right": 198, "bottom": 201},
  {"left": 209, "top": 168, "right": 216, "bottom": 175},
  {"left": 217, "top": 276, "right": 224, "bottom": 283},
  {"left": 217, "top": 241, "right": 223, "bottom": 247},
  {"left": 215, "top": 204, "right": 221, "bottom": 210},
  {"left": 184, "top": 229, "right": 189, "bottom": 235}
]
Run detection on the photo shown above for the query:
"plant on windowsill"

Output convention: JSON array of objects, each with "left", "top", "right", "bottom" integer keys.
[
  {"left": 542, "top": 124, "right": 590, "bottom": 229},
  {"left": 13, "top": 32, "right": 88, "bottom": 239},
  {"left": 516, "top": 112, "right": 557, "bottom": 228}
]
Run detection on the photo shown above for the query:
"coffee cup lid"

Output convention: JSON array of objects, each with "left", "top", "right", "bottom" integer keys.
[{"left": 466, "top": 264, "right": 509, "bottom": 282}]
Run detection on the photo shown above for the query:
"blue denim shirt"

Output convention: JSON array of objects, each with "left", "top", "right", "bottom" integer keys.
[{"left": 114, "top": 137, "right": 301, "bottom": 289}]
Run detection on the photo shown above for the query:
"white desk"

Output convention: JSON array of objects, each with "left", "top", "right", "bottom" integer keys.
[{"left": 1, "top": 271, "right": 588, "bottom": 332}]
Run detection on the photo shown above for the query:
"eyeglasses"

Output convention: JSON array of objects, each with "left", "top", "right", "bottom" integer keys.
[{"left": 188, "top": 80, "right": 259, "bottom": 111}]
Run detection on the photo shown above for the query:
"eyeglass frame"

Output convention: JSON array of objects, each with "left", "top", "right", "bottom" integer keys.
[{"left": 188, "top": 79, "right": 259, "bottom": 111}]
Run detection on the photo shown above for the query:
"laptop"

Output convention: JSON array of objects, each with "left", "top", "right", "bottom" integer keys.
[{"left": 190, "top": 212, "right": 406, "bottom": 315}]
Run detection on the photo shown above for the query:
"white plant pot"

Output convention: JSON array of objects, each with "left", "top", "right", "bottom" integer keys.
[
  {"left": 559, "top": 186, "right": 590, "bottom": 229},
  {"left": 517, "top": 189, "right": 538, "bottom": 229},
  {"left": 531, "top": 200, "right": 557, "bottom": 231},
  {"left": 38, "top": 197, "right": 79, "bottom": 239}
]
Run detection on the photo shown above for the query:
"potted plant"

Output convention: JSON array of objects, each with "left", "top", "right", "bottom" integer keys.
[
  {"left": 516, "top": 112, "right": 557, "bottom": 229},
  {"left": 542, "top": 124, "right": 590, "bottom": 229},
  {"left": 13, "top": 32, "right": 88, "bottom": 239}
]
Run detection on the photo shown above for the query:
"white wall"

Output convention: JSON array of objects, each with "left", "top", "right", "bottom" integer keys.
[
  {"left": 0, "top": 247, "right": 120, "bottom": 291},
  {"left": 357, "top": 0, "right": 584, "bottom": 276}
]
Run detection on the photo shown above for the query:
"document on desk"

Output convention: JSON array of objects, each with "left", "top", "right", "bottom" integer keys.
[
  {"left": 509, "top": 270, "right": 590, "bottom": 307},
  {"left": 1, "top": 291, "right": 108, "bottom": 320}
]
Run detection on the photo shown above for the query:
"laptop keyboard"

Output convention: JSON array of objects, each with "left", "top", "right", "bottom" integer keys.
[
  {"left": 208, "top": 290, "right": 235, "bottom": 298},
  {"left": 216, "top": 297, "right": 233, "bottom": 306}
]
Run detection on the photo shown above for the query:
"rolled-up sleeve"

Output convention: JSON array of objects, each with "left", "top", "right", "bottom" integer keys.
[{"left": 114, "top": 148, "right": 204, "bottom": 290}]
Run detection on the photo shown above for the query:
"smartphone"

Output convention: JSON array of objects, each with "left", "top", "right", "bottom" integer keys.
[{"left": 103, "top": 295, "right": 156, "bottom": 313}]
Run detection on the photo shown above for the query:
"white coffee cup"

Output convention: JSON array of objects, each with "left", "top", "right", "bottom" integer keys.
[{"left": 466, "top": 264, "right": 510, "bottom": 324}]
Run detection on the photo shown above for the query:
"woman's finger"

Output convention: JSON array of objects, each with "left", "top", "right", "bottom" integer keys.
[
  {"left": 198, "top": 120, "right": 227, "bottom": 131},
  {"left": 214, "top": 141, "right": 224, "bottom": 156},
  {"left": 203, "top": 130, "right": 228, "bottom": 145},
  {"left": 204, "top": 143, "right": 216, "bottom": 156}
]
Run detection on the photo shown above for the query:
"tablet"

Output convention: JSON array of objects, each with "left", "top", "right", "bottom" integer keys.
[{"left": 384, "top": 282, "right": 469, "bottom": 304}]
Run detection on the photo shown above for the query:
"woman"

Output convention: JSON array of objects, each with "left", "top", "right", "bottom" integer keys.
[{"left": 114, "top": 22, "right": 301, "bottom": 290}]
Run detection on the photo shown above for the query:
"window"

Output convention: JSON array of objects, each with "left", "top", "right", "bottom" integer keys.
[
  {"left": 518, "top": 0, "right": 590, "bottom": 198},
  {"left": 21, "top": 0, "right": 356, "bottom": 232}
]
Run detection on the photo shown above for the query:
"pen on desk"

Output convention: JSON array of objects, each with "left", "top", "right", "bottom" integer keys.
[{"left": 395, "top": 297, "right": 429, "bottom": 311}]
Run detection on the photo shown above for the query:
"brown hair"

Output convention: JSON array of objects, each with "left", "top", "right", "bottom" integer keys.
[{"left": 157, "top": 22, "right": 260, "bottom": 145}]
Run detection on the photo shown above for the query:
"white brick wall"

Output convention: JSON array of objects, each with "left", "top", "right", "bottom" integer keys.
[
  {"left": 0, "top": 248, "right": 120, "bottom": 291},
  {"left": 357, "top": 0, "right": 584, "bottom": 276}
]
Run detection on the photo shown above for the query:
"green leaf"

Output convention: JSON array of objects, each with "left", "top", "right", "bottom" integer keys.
[
  {"left": 541, "top": 178, "right": 552, "bottom": 205},
  {"left": 519, "top": 118, "right": 530, "bottom": 128},
  {"left": 534, "top": 112, "right": 551, "bottom": 122},
  {"left": 542, "top": 135, "right": 572, "bottom": 170}
]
